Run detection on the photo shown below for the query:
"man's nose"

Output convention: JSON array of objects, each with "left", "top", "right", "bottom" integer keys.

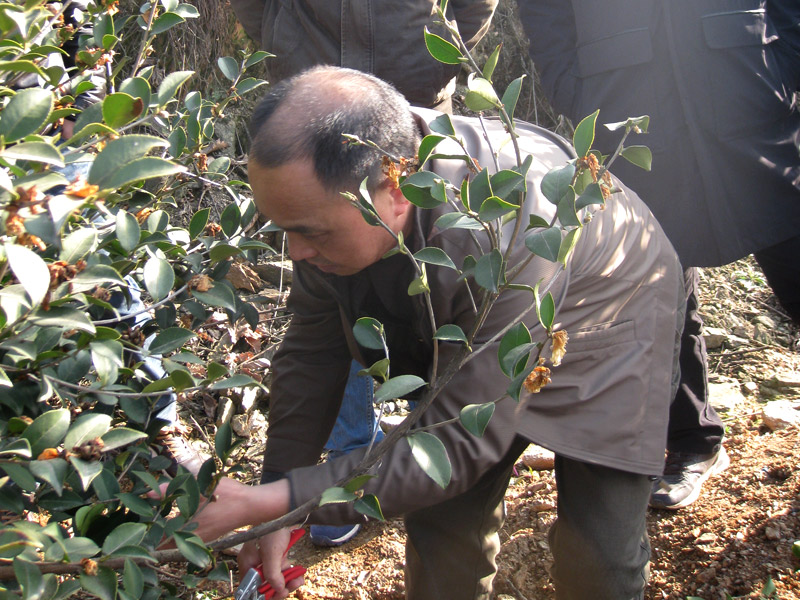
[{"left": 286, "top": 233, "right": 318, "bottom": 262}]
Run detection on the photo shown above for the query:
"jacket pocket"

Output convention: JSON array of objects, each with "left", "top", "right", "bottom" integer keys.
[
  {"left": 567, "top": 319, "right": 636, "bottom": 353},
  {"left": 700, "top": 6, "right": 790, "bottom": 139},
  {"left": 572, "top": 29, "right": 662, "bottom": 152}
]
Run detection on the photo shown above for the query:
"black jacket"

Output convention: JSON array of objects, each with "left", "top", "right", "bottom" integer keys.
[{"left": 521, "top": 0, "right": 800, "bottom": 267}]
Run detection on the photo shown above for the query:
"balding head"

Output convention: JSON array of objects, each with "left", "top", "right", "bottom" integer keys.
[{"left": 248, "top": 66, "right": 421, "bottom": 194}]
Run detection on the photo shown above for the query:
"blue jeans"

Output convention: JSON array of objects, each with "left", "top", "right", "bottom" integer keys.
[{"left": 325, "top": 361, "right": 383, "bottom": 454}]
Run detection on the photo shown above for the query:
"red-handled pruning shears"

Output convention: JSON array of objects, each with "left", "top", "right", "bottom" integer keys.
[{"left": 235, "top": 528, "right": 307, "bottom": 600}]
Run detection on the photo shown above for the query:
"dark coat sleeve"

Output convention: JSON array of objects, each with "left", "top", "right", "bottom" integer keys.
[
  {"left": 451, "top": 0, "right": 500, "bottom": 49},
  {"left": 517, "top": 0, "right": 579, "bottom": 117},
  {"left": 259, "top": 263, "right": 352, "bottom": 481}
]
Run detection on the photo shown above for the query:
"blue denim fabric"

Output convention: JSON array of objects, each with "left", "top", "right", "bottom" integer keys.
[{"left": 324, "top": 361, "right": 383, "bottom": 454}]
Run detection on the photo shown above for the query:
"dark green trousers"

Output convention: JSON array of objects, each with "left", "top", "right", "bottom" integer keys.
[{"left": 404, "top": 437, "right": 651, "bottom": 599}]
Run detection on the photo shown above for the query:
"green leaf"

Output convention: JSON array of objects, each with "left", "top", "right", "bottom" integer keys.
[
  {"left": 29, "top": 458, "right": 68, "bottom": 496},
  {"left": 429, "top": 113, "right": 456, "bottom": 136},
  {"left": 14, "top": 558, "right": 44, "bottom": 599},
  {"left": 147, "top": 327, "right": 196, "bottom": 355},
  {"left": 460, "top": 403, "right": 495, "bottom": 437},
  {"left": 123, "top": 558, "right": 144, "bottom": 598},
  {"left": 143, "top": 256, "right": 174, "bottom": 302},
  {"left": 353, "top": 317, "right": 385, "bottom": 351},
  {"left": 1, "top": 141, "right": 64, "bottom": 167},
  {"left": 217, "top": 56, "right": 239, "bottom": 81},
  {"left": 104, "top": 157, "right": 184, "bottom": 190},
  {"left": 433, "top": 324, "right": 468, "bottom": 345},
  {"left": 189, "top": 208, "right": 210, "bottom": 239},
  {"left": 208, "top": 374, "right": 259, "bottom": 390},
  {"left": 173, "top": 533, "right": 211, "bottom": 568},
  {"left": 60, "top": 227, "right": 97, "bottom": 263},
  {"left": 465, "top": 76, "right": 501, "bottom": 112},
  {"left": 482, "top": 44, "right": 501, "bottom": 82},
  {"left": 60, "top": 536, "right": 101, "bottom": 562},
  {"left": 157, "top": 70, "right": 194, "bottom": 106},
  {"left": 525, "top": 226, "right": 562, "bottom": 262},
  {"left": 536, "top": 291, "right": 556, "bottom": 331},
  {"left": 80, "top": 566, "right": 117, "bottom": 600},
  {"left": 119, "top": 77, "right": 151, "bottom": 108},
  {"left": 102, "top": 93, "right": 144, "bottom": 129},
  {"left": 604, "top": 115, "right": 650, "bottom": 133},
  {"left": 407, "top": 264, "right": 430, "bottom": 296},
  {"left": 244, "top": 50, "right": 273, "bottom": 68},
  {"left": 540, "top": 163, "right": 575, "bottom": 205},
  {"left": 417, "top": 134, "right": 445, "bottom": 167},
  {"left": 3, "top": 462, "right": 37, "bottom": 491},
  {"left": 374, "top": 375, "right": 426, "bottom": 403},
  {"left": 573, "top": 110, "right": 599, "bottom": 158},
  {"left": 320, "top": 487, "right": 356, "bottom": 505},
  {"left": 0, "top": 439, "right": 31, "bottom": 458},
  {"left": 498, "top": 323, "right": 532, "bottom": 377},
  {"left": 413, "top": 247, "right": 457, "bottom": 270},
  {"left": 400, "top": 171, "right": 448, "bottom": 208},
  {"left": 557, "top": 227, "right": 582, "bottom": 265},
  {"left": 88, "top": 135, "right": 169, "bottom": 189},
  {"left": 474, "top": 249, "right": 503, "bottom": 293},
  {"left": 90, "top": 339, "right": 123, "bottom": 387},
  {"left": 468, "top": 168, "right": 492, "bottom": 212},
  {"left": 491, "top": 169, "right": 526, "bottom": 201},
  {"left": 168, "top": 126, "right": 186, "bottom": 157},
  {"left": 71, "top": 265, "right": 125, "bottom": 291},
  {"left": 69, "top": 456, "right": 104, "bottom": 491},
  {"left": 434, "top": 212, "right": 483, "bottom": 231},
  {"left": 4, "top": 243, "right": 49, "bottom": 307},
  {"left": 115, "top": 210, "right": 141, "bottom": 253},
  {"left": 151, "top": 11, "right": 185, "bottom": 35},
  {"left": 792, "top": 540, "right": 800, "bottom": 559},
  {"left": 65, "top": 414, "right": 112, "bottom": 450},
  {"left": 479, "top": 196, "right": 518, "bottom": 221},
  {"left": 102, "top": 522, "right": 147, "bottom": 555},
  {"left": 343, "top": 474, "right": 376, "bottom": 493},
  {"left": 620, "top": 145, "right": 652, "bottom": 171},
  {"left": 22, "top": 409, "right": 70, "bottom": 457},
  {"left": 556, "top": 187, "right": 580, "bottom": 227},
  {"left": 0, "top": 88, "right": 53, "bottom": 142},
  {"left": 575, "top": 182, "right": 605, "bottom": 210},
  {"left": 501, "top": 75, "right": 525, "bottom": 120},
  {"left": 354, "top": 494, "right": 384, "bottom": 521},
  {"left": 407, "top": 432, "right": 451, "bottom": 488},
  {"left": 220, "top": 202, "right": 241, "bottom": 237},
  {"left": 100, "top": 428, "right": 147, "bottom": 451},
  {"left": 192, "top": 282, "right": 237, "bottom": 311},
  {"left": 761, "top": 577, "right": 776, "bottom": 598},
  {"left": 423, "top": 28, "right": 463, "bottom": 64}
]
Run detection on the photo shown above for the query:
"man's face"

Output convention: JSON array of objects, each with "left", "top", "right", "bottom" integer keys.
[{"left": 249, "top": 159, "right": 410, "bottom": 276}]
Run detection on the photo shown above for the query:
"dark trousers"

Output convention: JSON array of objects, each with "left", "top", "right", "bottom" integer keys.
[
  {"left": 404, "top": 437, "right": 652, "bottom": 600},
  {"left": 668, "top": 268, "right": 725, "bottom": 454},
  {"left": 754, "top": 233, "right": 800, "bottom": 325}
]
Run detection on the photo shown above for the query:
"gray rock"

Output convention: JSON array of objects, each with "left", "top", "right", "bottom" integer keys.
[
  {"left": 761, "top": 400, "right": 800, "bottom": 431},
  {"left": 703, "top": 327, "right": 728, "bottom": 350},
  {"left": 519, "top": 444, "right": 555, "bottom": 470},
  {"left": 764, "top": 525, "right": 781, "bottom": 541},
  {"left": 765, "top": 372, "right": 800, "bottom": 391},
  {"left": 709, "top": 377, "right": 746, "bottom": 413}
]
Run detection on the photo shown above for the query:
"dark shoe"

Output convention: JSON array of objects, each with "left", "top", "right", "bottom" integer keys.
[
  {"left": 156, "top": 428, "right": 207, "bottom": 476},
  {"left": 309, "top": 524, "right": 361, "bottom": 547},
  {"left": 650, "top": 446, "right": 729, "bottom": 510}
]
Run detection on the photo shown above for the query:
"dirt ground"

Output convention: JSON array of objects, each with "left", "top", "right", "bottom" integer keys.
[{"left": 184, "top": 258, "right": 799, "bottom": 600}]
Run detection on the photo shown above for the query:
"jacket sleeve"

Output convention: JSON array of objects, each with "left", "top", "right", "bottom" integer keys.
[
  {"left": 451, "top": 0, "right": 499, "bottom": 49},
  {"left": 259, "top": 264, "right": 352, "bottom": 481},
  {"left": 285, "top": 265, "right": 546, "bottom": 523},
  {"left": 768, "top": 0, "right": 800, "bottom": 89},
  {"left": 517, "top": 1, "right": 580, "bottom": 118},
  {"left": 229, "top": 0, "right": 266, "bottom": 44}
]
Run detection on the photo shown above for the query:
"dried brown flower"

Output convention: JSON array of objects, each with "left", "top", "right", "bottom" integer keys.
[
  {"left": 523, "top": 359, "right": 552, "bottom": 394},
  {"left": 550, "top": 330, "right": 568, "bottom": 367}
]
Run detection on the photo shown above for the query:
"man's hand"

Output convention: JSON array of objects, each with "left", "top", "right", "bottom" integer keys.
[{"left": 238, "top": 531, "right": 305, "bottom": 600}]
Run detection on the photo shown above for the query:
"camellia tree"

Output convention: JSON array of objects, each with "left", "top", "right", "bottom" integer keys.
[{"left": 0, "top": 0, "right": 652, "bottom": 598}]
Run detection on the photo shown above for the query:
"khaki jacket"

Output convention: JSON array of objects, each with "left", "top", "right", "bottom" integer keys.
[
  {"left": 228, "top": 0, "right": 497, "bottom": 107},
  {"left": 265, "top": 109, "right": 683, "bottom": 523}
]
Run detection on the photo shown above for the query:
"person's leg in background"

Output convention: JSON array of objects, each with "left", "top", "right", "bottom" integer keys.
[
  {"left": 753, "top": 234, "right": 800, "bottom": 325},
  {"left": 309, "top": 360, "right": 384, "bottom": 546},
  {"left": 651, "top": 267, "right": 728, "bottom": 509}
]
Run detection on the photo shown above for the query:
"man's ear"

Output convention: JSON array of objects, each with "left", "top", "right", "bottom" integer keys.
[{"left": 387, "top": 183, "right": 411, "bottom": 218}]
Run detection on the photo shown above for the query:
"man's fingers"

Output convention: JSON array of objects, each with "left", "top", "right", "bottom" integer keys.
[{"left": 237, "top": 540, "right": 260, "bottom": 575}]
